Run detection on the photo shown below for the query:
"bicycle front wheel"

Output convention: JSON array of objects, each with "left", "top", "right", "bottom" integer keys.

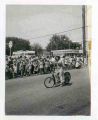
[{"left": 44, "top": 77, "right": 55, "bottom": 88}]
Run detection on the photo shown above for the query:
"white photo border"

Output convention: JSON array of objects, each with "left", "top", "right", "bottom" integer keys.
[{"left": 0, "top": 0, "right": 98, "bottom": 120}]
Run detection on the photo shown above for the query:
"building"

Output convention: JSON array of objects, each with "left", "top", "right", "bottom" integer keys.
[
  {"left": 51, "top": 49, "right": 83, "bottom": 57},
  {"left": 13, "top": 50, "right": 35, "bottom": 57}
]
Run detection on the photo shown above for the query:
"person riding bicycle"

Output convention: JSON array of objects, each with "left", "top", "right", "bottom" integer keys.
[{"left": 54, "top": 63, "right": 65, "bottom": 86}]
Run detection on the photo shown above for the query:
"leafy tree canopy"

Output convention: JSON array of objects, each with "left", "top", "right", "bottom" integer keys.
[
  {"left": 31, "top": 43, "right": 43, "bottom": 56},
  {"left": 6, "top": 37, "right": 31, "bottom": 55},
  {"left": 46, "top": 34, "right": 81, "bottom": 51}
]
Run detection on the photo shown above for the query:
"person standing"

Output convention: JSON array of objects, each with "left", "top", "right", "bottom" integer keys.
[
  {"left": 39, "top": 59, "right": 44, "bottom": 74},
  {"left": 13, "top": 63, "right": 17, "bottom": 78}
]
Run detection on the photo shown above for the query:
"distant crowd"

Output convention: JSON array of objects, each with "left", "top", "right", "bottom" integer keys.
[{"left": 5, "top": 55, "right": 87, "bottom": 79}]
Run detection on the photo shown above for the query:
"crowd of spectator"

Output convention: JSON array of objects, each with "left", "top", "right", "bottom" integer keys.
[{"left": 5, "top": 54, "right": 87, "bottom": 80}]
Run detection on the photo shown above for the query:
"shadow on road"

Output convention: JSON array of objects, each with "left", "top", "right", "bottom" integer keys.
[
  {"left": 54, "top": 82, "right": 72, "bottom": 88},
  {"left": 65, "top": 83, "right": 72, "bottom": 86}
]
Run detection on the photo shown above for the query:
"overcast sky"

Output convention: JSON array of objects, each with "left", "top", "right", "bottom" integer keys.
[{"left": 6, "top": 5, "right": 83, "bottom": 49}]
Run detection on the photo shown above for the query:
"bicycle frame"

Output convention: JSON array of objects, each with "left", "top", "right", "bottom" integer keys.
[{"left": 52, "top": 73, "right": 56, "bottom": 84}]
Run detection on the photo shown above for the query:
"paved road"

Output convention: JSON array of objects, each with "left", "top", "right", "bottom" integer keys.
[{"left": 5, "top": 67, "right": 90, "bottom": 115}]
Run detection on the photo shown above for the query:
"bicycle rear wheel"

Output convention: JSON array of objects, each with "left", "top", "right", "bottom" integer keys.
[
  {"left": 64, "top": 72, "right": 71, "bottom": 83},
  {"left": 44, "top": 77, "right": 55, "bottom": 88}
]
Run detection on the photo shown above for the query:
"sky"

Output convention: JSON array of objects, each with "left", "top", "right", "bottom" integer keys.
[{"left": 6, "top": 5, "right": 83, "bottom": 49}]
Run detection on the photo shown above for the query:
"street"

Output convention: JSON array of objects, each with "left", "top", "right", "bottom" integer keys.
[{"left": 5, "top": 67, "right": 90, "bottom": 115}]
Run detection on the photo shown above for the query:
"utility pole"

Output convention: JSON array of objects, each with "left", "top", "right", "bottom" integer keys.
[
  {"left": 82, "top": 5, "right": 86, "bottom": 63},
  {"left": 9, "top": 41, "right": 13, "bottom": 56}
]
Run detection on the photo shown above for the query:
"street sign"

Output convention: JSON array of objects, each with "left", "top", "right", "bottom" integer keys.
[{"left": 9, "top": 41, "right": 13, "bottom": 48}]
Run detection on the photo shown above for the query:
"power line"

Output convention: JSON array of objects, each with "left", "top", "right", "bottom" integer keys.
[{"left": 30, "top": 25, "right": 90, "bottom": 40}]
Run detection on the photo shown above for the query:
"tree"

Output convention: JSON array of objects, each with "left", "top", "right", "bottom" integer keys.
[
  {"left": 46, "top": 34, "right": 81, "bottom": 51},
  {"left": 6, "top": 37, "right": 31, "bottom": 55},
  {"left": 31, "top": 43, "right": 43, "bottom": 56}
]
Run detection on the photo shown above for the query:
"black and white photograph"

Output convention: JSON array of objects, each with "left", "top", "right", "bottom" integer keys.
[{"left": 5, "top": 5, "right": 91, "bottom": 116}]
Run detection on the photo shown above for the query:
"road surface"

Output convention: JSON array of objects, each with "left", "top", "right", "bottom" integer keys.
[{"left": 5, "top": 67, "right": 90, "bottom": 115}]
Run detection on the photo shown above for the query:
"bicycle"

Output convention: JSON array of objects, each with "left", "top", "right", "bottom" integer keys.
[{"left": 44, "top": 71, "right": 71, "bottom": 88}]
